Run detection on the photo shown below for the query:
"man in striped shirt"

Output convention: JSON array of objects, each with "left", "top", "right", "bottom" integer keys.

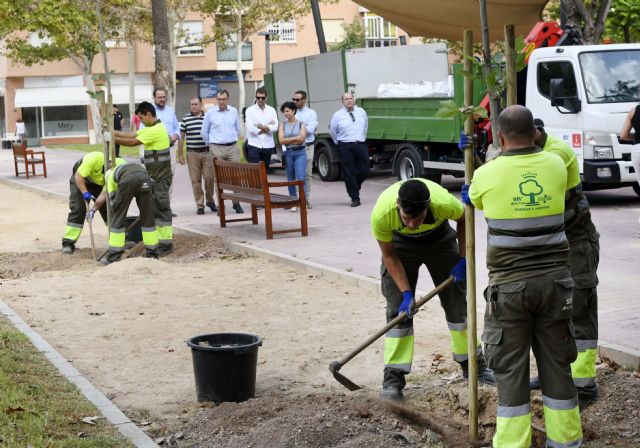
[{"left": 181, "top": 96, "right": 217, "bottom": 215}]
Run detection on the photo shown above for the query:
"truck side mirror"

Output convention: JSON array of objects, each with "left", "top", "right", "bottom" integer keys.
[{"left": 550, "top": 78, "right": 581, "bottom": 114}]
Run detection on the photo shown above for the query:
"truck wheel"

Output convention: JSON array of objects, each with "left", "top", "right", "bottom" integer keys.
[
  {"left": 316, "top": 142, "right": 341, "bottom": 182},
  {"left": 633, "top": 183, "right": 640, "bottom": 197},
  {"left": 396, "top": 146, "right": 424, "bottom": 181}
]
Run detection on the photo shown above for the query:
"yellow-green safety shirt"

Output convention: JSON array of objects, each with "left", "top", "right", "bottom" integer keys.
[
  {"left": 76, "top": 151, "right": 126, "bottom": 186},
  {"left": 371, "top": 178, "right": 464, "bottom": 243},
  {"left": 136, "top": 121, "right": 170, "bottom": 151},
  {"left": 469, "top": 146, "right": 570, "bottom": 285},
  {"left": 542, "top": 133, "right": 597, "bottom": 244}
]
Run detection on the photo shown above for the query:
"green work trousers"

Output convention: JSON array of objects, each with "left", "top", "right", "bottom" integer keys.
[
  {"left": 62, "top": 164, "right": 106, "bottom": 249},
  {"left": 483, "top": 269, "right": 582, "bottom": 448},
  {"left": 380, "top": 223, "right": 473, "bottom": 390},
  {"left": 144, "top": 154, "right": 173, "bottom": 249},
  {"left": 569, "top": 234, "right": 599, "bottom": 393},
  {"left": 105, "top": 169, "right": 158, "bottom": 263}
]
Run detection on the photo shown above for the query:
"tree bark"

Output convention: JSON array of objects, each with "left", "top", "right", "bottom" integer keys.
[{"left": 151, "top": 0, "right": 174, "bottom": 104}]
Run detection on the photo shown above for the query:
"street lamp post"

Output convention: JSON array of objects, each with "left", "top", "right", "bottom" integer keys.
[{"left": 258, "top": 31, "right": 278, "bottom": 75}]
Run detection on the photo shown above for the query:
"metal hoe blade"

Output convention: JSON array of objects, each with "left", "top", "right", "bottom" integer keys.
[{"left": 329, "top": 361, "right": 361, "bottom": 391}]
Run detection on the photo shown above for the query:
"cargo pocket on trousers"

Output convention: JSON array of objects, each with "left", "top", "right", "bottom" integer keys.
[
  {"left": 553, "top": 277, "right": 575, "bottom": 321},
  {"left": 481, "top": 325, "right": 503, "bottom": 372}
]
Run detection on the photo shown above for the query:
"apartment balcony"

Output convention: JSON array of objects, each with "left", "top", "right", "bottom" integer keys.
[{"left": 216, "top": 43, "right": 253, "bottom": 71}]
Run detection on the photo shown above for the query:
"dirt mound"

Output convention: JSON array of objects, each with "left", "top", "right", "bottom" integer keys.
[
  {"left": 0, "top": 233, "right": 231, "bottom": 279},
  {"left": 173, "top": 393, "right": 455, "bottom": 448}
]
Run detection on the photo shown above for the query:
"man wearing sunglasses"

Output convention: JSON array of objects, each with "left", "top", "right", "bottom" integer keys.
[
  {"left": 245, "top": 87, "right": 278, "bottom": 171},
  {"left": 293, "top": 90, "right": 318, "bottom": 208},
  {"left": 329, "top": 92, "right": 369, "bottom": 207}
]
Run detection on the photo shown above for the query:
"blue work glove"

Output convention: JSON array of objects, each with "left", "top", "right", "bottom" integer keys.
[
  {"left": 451, "top": 257, "right": 467, "bottom": 284},
  {"left": 86, "top": 208, "right": 95, "bottom": 222},
  {"left": 82, "top": 192, "right": 95, "bottom": 202},
  {"left": 461, "top": 184, "right": 472, "bottom": 206},
  {"left": 398, "top": 290, "right": 416, "bottom": 319},
  {"left": 458, "top": 131, "right": 472, "bottom": 151}
]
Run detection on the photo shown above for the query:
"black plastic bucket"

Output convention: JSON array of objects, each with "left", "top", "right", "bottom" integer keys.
[
  {"left": 125, "top": 216, "right": 142, "bottom": 243},
  {"left": 186, "top": 333, "right": 262, "bottom": 403}
]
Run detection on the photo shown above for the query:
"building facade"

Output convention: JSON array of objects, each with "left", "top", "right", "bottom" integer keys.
[{"left": 1, "top": 1, "right": 410, "bottom": 145}]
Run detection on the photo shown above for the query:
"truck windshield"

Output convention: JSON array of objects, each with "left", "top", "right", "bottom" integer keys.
[{"left": 579, "top": 50, "right": 640, "bottom": 104}]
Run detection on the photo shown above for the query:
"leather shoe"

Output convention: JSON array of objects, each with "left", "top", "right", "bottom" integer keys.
[
  {"left": 350, "top": 199, "right": 361, "bottom": 207},
  {"left": 197, "top": 207, "right": 205, "bottom": 215},
  {"left": 206, "top": 201, "right": 218, "bottom": 212},
  {"left": 233, "top": 202, "right": 244, "bottom": 214}
]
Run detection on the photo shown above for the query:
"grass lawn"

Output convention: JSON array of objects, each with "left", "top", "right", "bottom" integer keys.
[
  {"left": 47, "top": 144, "right": 140, "bottom": 158},
  {"left": 0, "top": 316, "right": 132, "bottom": 447}
]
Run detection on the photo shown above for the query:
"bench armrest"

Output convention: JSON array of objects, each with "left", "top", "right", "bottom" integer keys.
[{"left": 268, "top": 180, "right": 304, "bottom": 188}]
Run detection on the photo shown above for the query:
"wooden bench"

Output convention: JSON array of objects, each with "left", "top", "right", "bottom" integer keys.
[
  {"left": 12, "top": 142, "right": 47, "bottom": 178},
  {"left": 213, "top": 159, "right": 308, "bottom": 239}
]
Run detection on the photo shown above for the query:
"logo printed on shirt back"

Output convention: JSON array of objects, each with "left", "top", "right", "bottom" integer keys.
[{"left": 511, "top": 172, "right": 553, "bottom": 210}]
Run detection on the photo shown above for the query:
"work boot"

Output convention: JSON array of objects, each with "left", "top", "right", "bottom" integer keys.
[
  {"left": 379, "top": 386, "right": 404, "bottom": 401},
  {"left": 577, "top": 384, "right": 598, "bottom": 411},
  {"left": 206, "top": 201, "right": 218, "bottom": 213},
  {"left": 61, "top": 245, "right": 74, "bottom": 255},
  {"left": 232, "top": 202, "right": 244, "bottom": 214},
  {"left": 461, "top": 356, "right": 497, "bottom": 386},
  {"left": 529, "top": 376, "right": 542, "bottom": 390},
  {"left": 155, "top": 244, "right": 174, "bottom": 258}
]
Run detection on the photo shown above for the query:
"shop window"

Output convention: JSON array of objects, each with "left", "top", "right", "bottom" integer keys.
[{"left": 43, "top": 106, "right": 88, "bottom": 137}]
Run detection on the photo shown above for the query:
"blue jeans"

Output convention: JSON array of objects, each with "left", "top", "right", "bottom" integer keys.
[{"left": 285, "top": 148, "right": 308, "bottom": 198}]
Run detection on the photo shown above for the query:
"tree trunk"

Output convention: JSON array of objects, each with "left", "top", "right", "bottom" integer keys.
[
  {"left": 478, "top": 0, "right": 501, "bottom": 151},
  {"left": 82, "top": 64, "right": 103, "bottom": 144},
  {"left": 127, "top": 38, "right": 137, "bottom": 131},
  {"left": 167, "top": 4, "right": 179, "bottom": 109},
  {"left": 151, "top": 0, "right": 174, "bottom": 104},
  {"left": 236, "top": 11, "right": 245, "bottom": 135}
]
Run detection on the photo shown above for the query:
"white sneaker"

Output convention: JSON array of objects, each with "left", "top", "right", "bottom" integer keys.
[{"left": 289, "top": 206, "right": 297, "bottom": 213}]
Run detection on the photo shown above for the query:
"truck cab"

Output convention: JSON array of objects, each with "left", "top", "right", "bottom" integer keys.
[{"left": 526, "top": 44, "right": 640, "bottom": 192}]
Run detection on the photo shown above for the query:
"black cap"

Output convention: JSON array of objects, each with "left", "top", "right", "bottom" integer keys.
[{"left": 533, "top": 118, "right": 545, "bottom": 129}]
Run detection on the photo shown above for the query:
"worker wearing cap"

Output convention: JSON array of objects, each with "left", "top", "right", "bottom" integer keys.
[
  {"left": 61, "top": 151, "right": 125, "bottom": 254},
  {"left": 371, "top": 178, "right": 495, "bottom": 402},
  {"left": 530, "top": 118, "right": 600, "bottom": 409},
  {"left": 91, "top": 162, "right": 159, "bottom": 264},
  {"left": 115, "top": 101, "right": 173, "bottom": 257},
  {"left": 464, "top": 106, "right": 582, "bottom": 448}
]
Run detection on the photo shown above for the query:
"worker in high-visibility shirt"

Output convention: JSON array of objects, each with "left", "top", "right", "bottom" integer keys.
[
  {"left": 371, "top": 177, "right": 495, "bottom": 402},
  {"left": 529, "top": 119, "right": 600, "bottom": 410},
  {"left": 61, "top": 151, "right": 125, "bottom": 254},
  {"left": 463, "top": 105, "right": 582, "bottom": 448},
  {"left": 115, "top": 101, "right": 173, "bottom": 256},
  {"left": 90, "top": 162, "right": 159, "bottom": 264}
]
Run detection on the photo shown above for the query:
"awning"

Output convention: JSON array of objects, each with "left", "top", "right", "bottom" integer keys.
[
  {"left": 354, "top": 0, "right": 548, "bottom": 41},
  {"left": 14, "top": 86, "right": 89, "bottom": 108}
]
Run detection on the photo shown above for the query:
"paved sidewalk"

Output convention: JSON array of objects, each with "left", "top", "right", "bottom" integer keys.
[{"left": 2, "top": 147, "right": 640, "bottom": 366}]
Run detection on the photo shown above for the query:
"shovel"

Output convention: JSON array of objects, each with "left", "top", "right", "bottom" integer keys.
[
  {"left": 329, "top": 276, "right": 454, "bottom": 391},
  {"left": 85, "top": 200, "right": 97, "bottom": 260}
]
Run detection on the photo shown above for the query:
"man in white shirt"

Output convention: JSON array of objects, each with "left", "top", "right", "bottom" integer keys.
[
  {"left": 16, "top": 118, "right": 26, "bottom": 142},
  {"left": 245, "top": 87, "right": 278, "bottom": 171}
]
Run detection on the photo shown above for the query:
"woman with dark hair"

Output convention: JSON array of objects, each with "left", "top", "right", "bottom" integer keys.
[{"left": 278, "top": 101, "right": 307, "bottom": 212}]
